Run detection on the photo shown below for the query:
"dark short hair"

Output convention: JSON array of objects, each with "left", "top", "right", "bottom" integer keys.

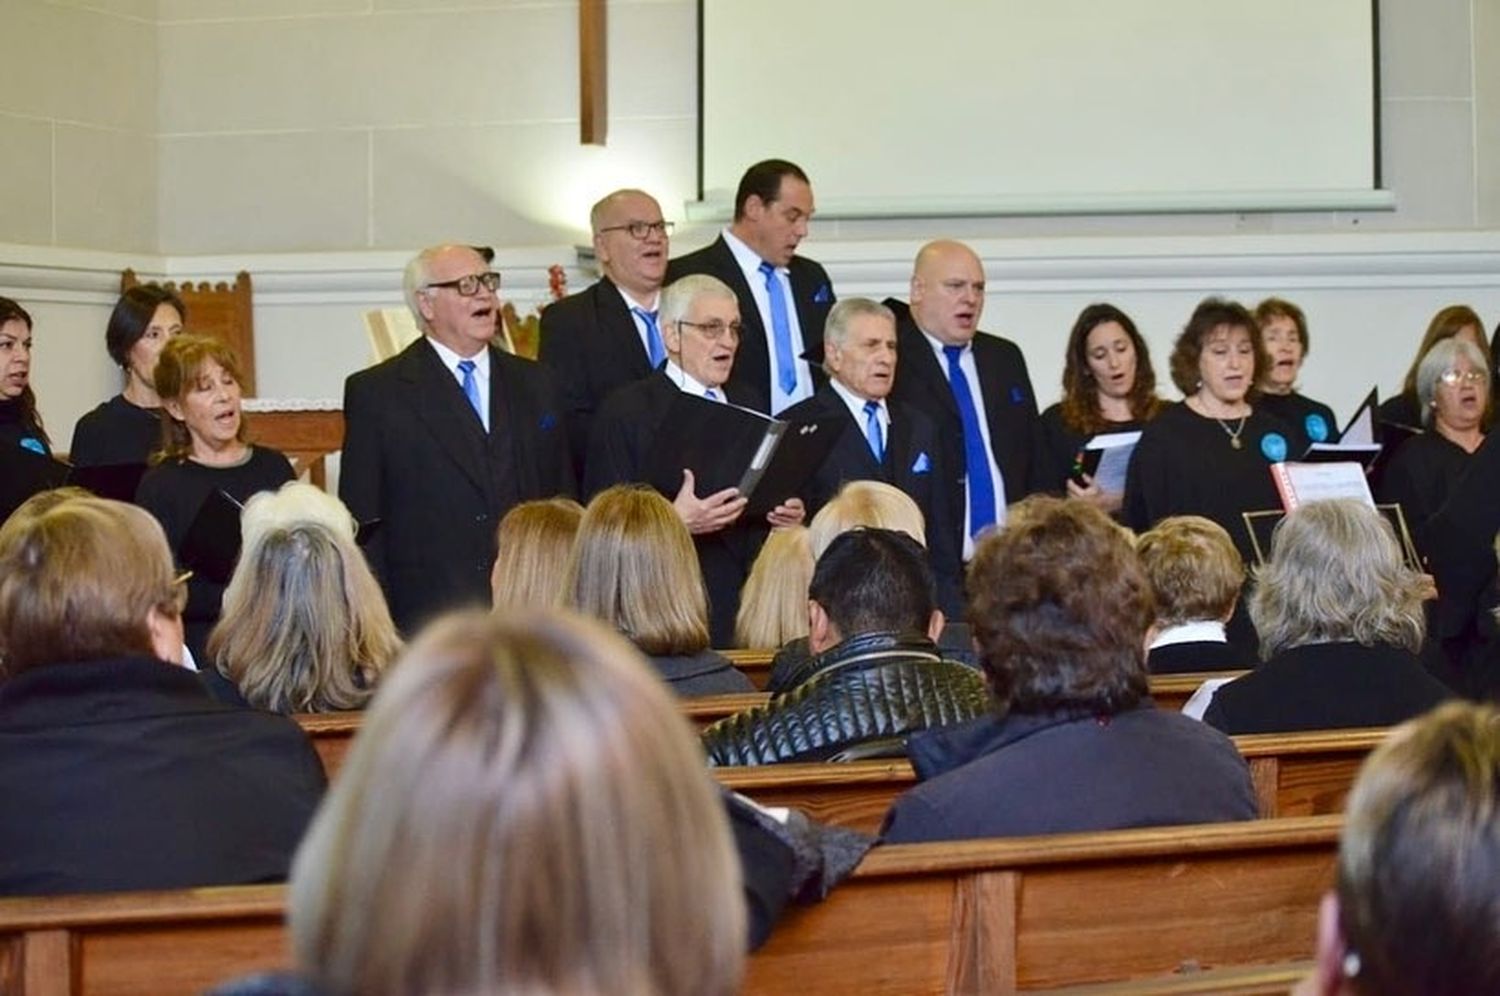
[
  {"left": 1059, "top": 302, "right": 1162, "bottom": 434},
  {"left": 967, "top": 497, "right": 1152, "bottom": 714},
  {"left": 106, "top": 285, "right": 187, "bottom": 369},
  {"left": 808, "top": 527, "right": 935, "bottom": 638},
  {"left": 733, "top": 159, "right": 810, "bottom": 222},
  {"left": 1167, "top": 297, "right": 1270, "bottom": 397}
]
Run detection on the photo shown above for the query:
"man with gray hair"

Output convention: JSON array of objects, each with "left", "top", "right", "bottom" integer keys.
[
  {"left": 340, "top": 243, "right": 574, "bottom": 634},
  {"left": 780, "top": 297, "right": 961, "bottom": 613},
  {"left": 586, "top": 273, "right": 805, "bottom": 643}
]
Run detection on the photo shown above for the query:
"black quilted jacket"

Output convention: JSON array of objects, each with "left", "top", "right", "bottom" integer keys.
[{"left": 701, "top": 632, "right": 989, "bottom": 767}]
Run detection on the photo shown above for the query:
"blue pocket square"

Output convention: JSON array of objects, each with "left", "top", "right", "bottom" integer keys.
[
  {"left": 538, "top": 413, "right": 557, "bottom": 431},
  {"left": 911, "top": 452, "right": 931, "bottom": 474},
  {"left": 813, "top": 283, "right": 833, "bottom": 305}
]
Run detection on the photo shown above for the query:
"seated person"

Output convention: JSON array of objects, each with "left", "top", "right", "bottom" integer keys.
[
  {"left": 1136, "top": 516, "right": 1251, "bottom": 674},
  {"left": 489, "top": 497, "right": 584, "bottom": 611},
  {"left": 567, "top": 485, "right": 754, "bottom": 695},
  {"left": 1204, "top": 499, "right": 1451, "bottom": 734},
  {"left": 0, "top": 492, "right": 324, "bottom": 895},
  {"left": 735, "top": 525, "right": 813, "bottom": 649},
  {"left": 205, "top": 483, "right": 401, "bottom": 713},
  {"left": 881, "top": 496, "right": 1257, "bottom": 843},
  {"left": 1294, "top": 701, "right": 1500, "bottom": 996},
  {"left": 702, "top": 528, "right": 987, "bottom": 766}
]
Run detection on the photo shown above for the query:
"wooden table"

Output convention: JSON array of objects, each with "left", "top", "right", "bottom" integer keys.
[{"left": 244, "top": 405, "right": 344, "bottom": 489}]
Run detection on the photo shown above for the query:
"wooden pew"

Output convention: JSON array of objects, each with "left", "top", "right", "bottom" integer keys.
[
  {"left": 0, "top": 817, "right": 1337, "bottom": 995},
  {"left": 722, "top": 647, "right": 775, "bottom": 689},
  {"left": 1148, "top": 671, "right": 1245, "bottom": 713},
  {"left": 1237, "top": 727, "right": 1385, "bottom": 818}
]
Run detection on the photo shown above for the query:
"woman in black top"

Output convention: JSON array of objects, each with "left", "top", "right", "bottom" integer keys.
[
  {"left": 136, "top": 334, "right": 294, "bottom": 658},
  {"left": 0, "top": 297, "right": 48, "bottom": 458},
  {"left": 1037, "top": 303, "right": 1162, "bottom": 512},
  {"left": 1252, "top": 297, "right": 1340, "bottom": 444},
  {"left": 69, "top": 285, "right": 185, "bottom": 468}
]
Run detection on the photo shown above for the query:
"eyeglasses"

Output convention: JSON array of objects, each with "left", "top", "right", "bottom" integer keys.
[
  {"left": 598, "top": 220, "right": 674, "bottom": 240},
  {"left": 677, "top": 320, "right": 742, "bottom": 342},
  {"left": 424, "top": 272, "right": 502, "bottom": 297},
  {"left": 1438, "top": 369, "right": 1488, "bottom": 386}
]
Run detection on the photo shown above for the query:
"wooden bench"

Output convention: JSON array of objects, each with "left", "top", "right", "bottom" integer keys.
[
  {"left": 0, "top": 817, "right": 1337, "bottom": 995},
  {"left": 722, "top": 647, "right": 775, "bottom": 689}
]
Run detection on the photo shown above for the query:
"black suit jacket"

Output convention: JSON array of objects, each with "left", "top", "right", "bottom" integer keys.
[
  {"left": 779, "top": 387, "right": 963, "bottom": 615},
  {"left": 537, "top": 276, "right": 655, "bottom": 474},
  {"left": 340, "top": 338, "right": 574, "bottom": 634},
  {"left": 884, "top": 299, "right": 1040, "bottom": 558},
  {"left": 667, "top": 235, "right": 834, "bottom": 414}
]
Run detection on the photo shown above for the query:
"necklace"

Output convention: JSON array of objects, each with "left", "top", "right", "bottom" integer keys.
[{"left": 1217, "top": 416, "right": 1248, "bottom": 449}]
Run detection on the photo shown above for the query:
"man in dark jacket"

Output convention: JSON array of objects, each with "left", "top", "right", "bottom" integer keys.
[{"left": 701, "top": 528, "right": 986, "bottom": 766}]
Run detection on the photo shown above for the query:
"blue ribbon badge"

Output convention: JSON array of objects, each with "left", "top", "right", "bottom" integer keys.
[
  {"left": 1304, "top": 413, "right": 1329, "bottom": 443},
  {"left": 911, "top": 451, "right": 931, "bottom": 474},
  {"left": 1260, "top": 432, "right": 1289, "bottom": 463},
  {"left": 19, "top": 437, "right": 46, "bottom": 455}
]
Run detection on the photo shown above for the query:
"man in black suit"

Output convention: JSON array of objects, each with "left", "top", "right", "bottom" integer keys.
[
  {"left": 667, "top": 159, "right": 835, "bottom": 416},
  {"left": 538, "top": 188, "right": 670, "bottom": 474},
  {"left": 780, "top": 298, "right": 962, "bottom": 614},
  {"left": 586, "top": 273, "right": 805, "bottom": 644},
  {"left": 340, "top": 244, "right": 574, "bottom": 634},
  {"left": 887, "top": 239, "right": 1040, "bottom": 565}
]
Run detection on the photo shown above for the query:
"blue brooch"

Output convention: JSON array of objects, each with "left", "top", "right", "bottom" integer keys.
[
  {"left": 1304, "top": 413, "right": 1329, "bottom": 443},
  {"left": 20, "top": 437, "right": 46, "bottom": 455},
  {"left": 1260, "top": 432, "right": 1288, "bottom": 462},
  {"left": 1010, "top": 386, "right": 1027, "bottom": 405}
]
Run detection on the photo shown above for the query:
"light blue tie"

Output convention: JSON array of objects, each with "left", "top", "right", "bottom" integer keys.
[
  {"left": 632, "top": 306, "right": 667, "bottom": 368},
  {"left": 942, "top": 345, "right": 996, "bottom": 536},
  {"left": 457, "top": 359, "right": 485, "bottom": 426},
  {"left": 863, "top": 399, "right": 885, "bottom": 463},
  {"left": 758, "top": 261, "right": 798, "bottom": 395}
]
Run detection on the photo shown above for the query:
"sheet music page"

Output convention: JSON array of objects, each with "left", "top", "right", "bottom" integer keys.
[
  {"left": 1281, "top": 461, "right": 1375, "bottom": 508},
  {"left": 1084, "top": 431, "right": 1142, "bottom": 494}
]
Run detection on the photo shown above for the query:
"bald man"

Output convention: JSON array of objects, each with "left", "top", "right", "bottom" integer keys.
[
  {"left": 539, "top": 189, "right": 673, "bottom": 473},
  {"left": 886, "top": 240, "right": 1040, "bottom": 564}
]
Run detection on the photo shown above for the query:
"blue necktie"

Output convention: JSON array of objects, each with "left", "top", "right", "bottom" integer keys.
[
  {"left": 758, "top": 261, "right": 798, "bottom": 395},
  {"left": 457, "top": 359, "right": 485, "bottom": 426},
  {"left": 863, "top": 399, "right": 885, "bottom": 463},
  {"left": 704, "top": 387, "right": 719, "bottom": 402},
  {"left": 943, "top": 345, "right": 996, "bottom": 536},
  {"left": 632, "top": 306, "right": 666, "bottom": 368}
]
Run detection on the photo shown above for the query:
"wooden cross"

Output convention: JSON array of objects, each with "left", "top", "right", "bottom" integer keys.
[{"left": 580, "top": 0, "right": 607, "bottom": 145}]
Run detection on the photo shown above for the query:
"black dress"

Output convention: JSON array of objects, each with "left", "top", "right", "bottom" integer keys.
[
  {"left": 1257, "top": 391, "right": 1339, "bottom": 445},
  {"left": 136, "top": 447, "right": 295, "bottom": 658},
  {"left": 1035, "top": 404, "right": 1145, "bottom": 495},
  {"left": 69, "top": 394, "right": 162, "bottom": 467},
  {"left": 0, "top": 396, "right": 57, "bottom": 522},
  {"left": 1377, "top": 431, "right": 1476, "bottom": 540}
]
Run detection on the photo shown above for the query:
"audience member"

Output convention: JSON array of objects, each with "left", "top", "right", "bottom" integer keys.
[
  {"left": 287, "top": 610, "right": 745, "bottom": 996},
  {"left": 568, "top": 485, "right": 754, "bottom": 695},
  {"left": 0, "top": 494, "right": 323, "bottom": 895},
  {"left": 667, "top": 159, "right": 834, "bottom": 415},
  {"left": 735, "top": 525, "right": 813, "bottom": 648},
  {"left": 69, "top": 284, "right": 185, "bottom": 467},
  {"left": 339, "top": 243, "right": 574, "bottom": 635},
  {"left": 703, "top": 528, "right": 985, "bottom": 766},
  {"left": 1294, "top": 701, "right": 1500, "bottom": 996},
  {"left": 1137, "top": 516, "right": 1250, "bottom": 674},
  {"left": 882, "top": 496, "right": 1257, "bottom": 843},
  {"left": 1379, "top": 304, "right": 1491, "bottom": 431},
  {"left": 205, "top": 483, "right": 400, "bottom": 713},
  {"left": 1203, "top": 500, "right": 1451, "bottom": 734},
  {"left": 539, "top": 189, "right": 673, "bottom": 472},
  {"left": 489, "top": 496, "right": 585, "bottom": 611},
  {"left": 887, "top": 240, "right": 1041, "bottom": 563},
  {"left": 1037, "top": 302, "right": 1163, "bottom": 510},
  {"left": 1254, "top": 297, "right": 1340, "bottom": 444}
]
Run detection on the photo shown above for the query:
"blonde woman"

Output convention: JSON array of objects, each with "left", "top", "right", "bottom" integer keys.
[
  {"left": 207, "top": 483, "right": 400, "bottom": 713},
  {"left": 735, "top": 525, "right": 813, "bottom": 648},
  {"left": 489, "top": 497, "right": 585, "bottom": 611},
  {"left": 288, "top": 610, "right": 745, "bottom": 996},
  {"left": 568, "top": 485, "right": 753, "bottom": 694}
]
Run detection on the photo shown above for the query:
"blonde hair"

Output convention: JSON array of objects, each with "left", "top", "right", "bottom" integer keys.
[
  {"left": 289, "top": 609, "right": 744, "bottom": 996},
  {"left": 151, "top": 334, "right": 250, "bottom": 463},
  {"left": 809, "top": 480, "right": 927, "bottom": 560},
  {"left": 1250, "top": 499, "right": 1426, "bottom": 660},
  {"left": 567, "top": 486, "right": 710, "bottom": 656},
  {"left": 491, "top": 498, "right": 585, "bottom": 612},
  {"left": 208, "top": 485, "right": 400, "bottom": 713},
  {"left": 1136, "top": 516, "right": 1244, "bottom": 626},
  {"left": 735, "top": 525, "right": 813, "bottom": 648},
  {"left": 0, "top": 495, "right": 181, "bottom": 676}
]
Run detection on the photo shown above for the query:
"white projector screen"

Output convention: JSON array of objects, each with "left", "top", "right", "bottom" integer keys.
[{"left": 698, "top": 0, "right": 1383, "bottom": 218}]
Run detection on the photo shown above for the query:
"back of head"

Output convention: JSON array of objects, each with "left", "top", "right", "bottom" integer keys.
[
  {"left": 809, "top": 527, "right": 935, "bottom": 640},
  {"left": 1136, "top": 516, "right": 1243, "bottom": 627},
  {"left": 0, "top": 495, "right": 179, "bottom": 676},
  {"left": 491, "top": 497, "right": 585, "bottom": 612},
  {"left": 968, "top": 496, "right": 1152, "bottom": 714},
  {"left": 809, "top": 480, "right": 927, "bottom": 559},
  {"left": 1336, "top": 701, "right": 1500, "bottom": 996},
  {"left": 567, "top": 485, "right": 710, "bottom": 656},
  {"left": 241, "top": 481, "right": 357, "bottom": 551},
  {"left": 210, "top": 514, "right": 399, "bottom": 713},
  {"left": 289, "top": 609, "right": 744, "bottom": 996},
  {"left": 1250, "top": 499, "right": 1424, "bottom": 660},
  {"left": 736, "top": 525, "right": 813, "bottom": 648}
]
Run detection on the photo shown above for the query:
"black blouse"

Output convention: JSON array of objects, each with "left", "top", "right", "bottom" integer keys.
[{"left": 69, "top": 394, "right": 162, "bottom": 468}]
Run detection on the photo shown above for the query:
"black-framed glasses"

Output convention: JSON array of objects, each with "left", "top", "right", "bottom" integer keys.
[
  {"left": 677, "top": 319, "right": 742, "bottom": 341},
  {"left": 598, "top": 220, "right": 674, "bottom": 240},
  {"left": 425, "top": 272, "right": 502, "bottom": 297}
]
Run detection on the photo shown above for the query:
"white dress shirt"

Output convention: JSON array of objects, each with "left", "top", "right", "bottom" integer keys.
[
  {"left": 722, "top": 228, "right": 814, "bottom": 415},
  {"left": 918, "top": 328, "right": 1007, "bottom": 558},
  {"left": 664, "top": 359, "right": 724, "bottom": 402},
  {"left": 426, "top": 335, "right": 491, "bottom": 432}
]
